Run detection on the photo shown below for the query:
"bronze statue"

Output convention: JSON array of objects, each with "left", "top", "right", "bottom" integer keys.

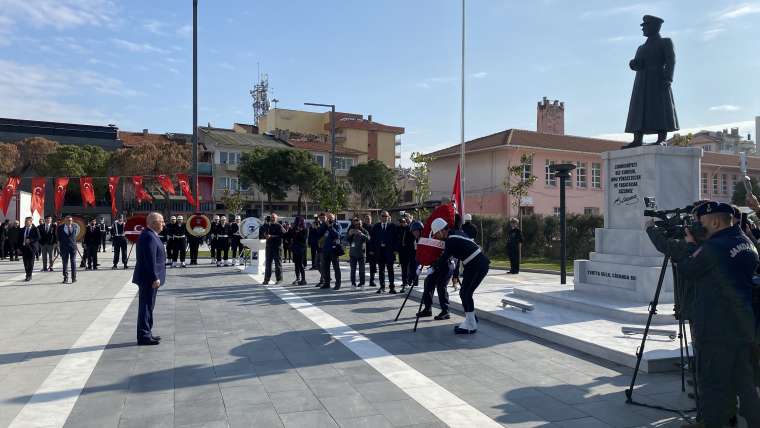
[{"left": 622, "top": 15, "right": 679, "bottom": 149}]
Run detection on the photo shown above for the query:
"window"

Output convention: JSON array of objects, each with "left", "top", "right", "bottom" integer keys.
[
  {"left": 701, "top": 173, "right": 708, "bottom": 195},
  {"left": 520, "top": 206, "right": 534, "bottom": 216},
  {"left": 553, "top": 207, "right": 561, "bottom": 217},
  {"left": 732, "top": 175, "right": 738, "bottom": 194},
  {"left": 576, "top": 162, "right": 587, "bottom": 188},
  {"left": 217, "top": 177, "right": 239, "bottom": 191},
  {"left": 712, "top": 174, "right": 719, "bottom": 194},
  {"left": 545, "top": 160, "right": 556, "bottom": 186},
  {"left": 584, "top": 207, "right": 600, "bottom": 215},
  {"left": 219, "top": 151, "right": 227, "bottom": 164},
  {"left": 563, "top": 161, "right": 573, "bottom": 187},
  {"left": 218, "top": 151, "right": 239, "bottom": 165},
  {"left": 403, "top": 190, "right": 413, "bottom": 202},
  {"left": 336, "top": 157, "right": 354, "bottom": 171},
  {"left": 312, "top": 154, "right": 325, "bottom": 167},
  {"left": 721, "top": 174, "right": 728, "bottom": 194},
  {"left": 591, "top": 162, "right": 601, "bottom": 189},
  {"left": 703, "top": 145, "right": 712, "bottom": 152},
  {"left": 521, "top": 156, "right": 533, "bottom": 181}
]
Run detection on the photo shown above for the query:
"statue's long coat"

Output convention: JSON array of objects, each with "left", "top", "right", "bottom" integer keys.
[{"left": 625, "top": 35, "right": 679, "bottom": 133}]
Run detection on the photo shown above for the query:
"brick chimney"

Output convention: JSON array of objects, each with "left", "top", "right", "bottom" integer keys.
[{"left": 537, "top": 97, "right": 565, "bottom": 135}]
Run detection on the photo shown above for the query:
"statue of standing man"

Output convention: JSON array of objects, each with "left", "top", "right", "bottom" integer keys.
[{"left": 622, "top": 15, "right": 679, "bottom": 149}]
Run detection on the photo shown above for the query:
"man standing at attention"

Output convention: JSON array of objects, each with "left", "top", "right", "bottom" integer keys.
[
  {"left": 18, "top": 217, "right": 40, "bottom": 282},
  {"left": 372, "top": 211, "right": 397, "bottom": 294},
  {"left": 506, "top": 218, "right": 523, "bottom": 274},
  {"left": 132, "top": 212, "right": 166, "bottom": 346},
  {"left": 57, "top": 216, "right": 78, "bottom": 284},
  {"left": 39, "top": 215, "right": 57, "bottom": 272}
]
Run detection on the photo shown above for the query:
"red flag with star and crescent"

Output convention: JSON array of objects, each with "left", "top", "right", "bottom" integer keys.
[
  {"left": 31, "top": 177, "right": 46, "bottom": 216},
  {"left": 176, "top": 173, "right": 196, "bottom": 208},
  {"left": 54, "top": 177, "right": 69, "bottom": 214},
  {"left": 156, "top": 174, "right": 176, "bottom": 195},
  {"left": 80, "top": 177, "right": 95, "bottom": 208},
  {"left": 451, "top": 164, "right": 462, "bottom": 216},
  {"left": 108, "top": 176, "right": 119, "bottom": 217},
  {"left": 132, "top": 176, "right": 153, "bottom": 204},
  {"left": 1, "top": 176, "right": 20, "bottom": 215}
]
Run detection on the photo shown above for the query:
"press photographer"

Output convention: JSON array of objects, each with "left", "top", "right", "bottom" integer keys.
[{"left": 646, "top": 201, "right": 760, "bottom": 428}]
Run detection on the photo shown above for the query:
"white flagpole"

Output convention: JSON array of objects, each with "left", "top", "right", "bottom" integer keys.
[{"left": 459, "top": 0, "right": 466, "bottom": 215}]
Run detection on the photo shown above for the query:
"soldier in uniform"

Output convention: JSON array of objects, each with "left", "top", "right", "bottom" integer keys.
[
  {"left": 111, "top": 215, "right": 128, "bottom": 269},
  {"left": 165, "top": 216, "right": 178, "bottom": 267},
  {"left": 174, "top": 215, "right": 188, "bottom": 268},
  {"left": 647, "top": 202, "right": 760, "bottom": 428},
  {"left": 263, "top": 213, "right": 284, "bottom": 284},
  {"left": 506, "top": 218, "right": 523, "bottom": 274},
  {"left": 208, "top": 215, "right": 220, "bottom": 264},
  {"left": 84, "top": 218, "right": 101, "bottom": 270},
  {"left": 213, "top": 216, "right": 231, "bottom": 266},
  {"left": 98, "top": 217, "right": 108, "bottom": 252},
  {"left": 431, "top": 217, "right": 490, "bottom": 334},
  {"left": 229, "top": 215, "right": 242, "bottom": 266}
]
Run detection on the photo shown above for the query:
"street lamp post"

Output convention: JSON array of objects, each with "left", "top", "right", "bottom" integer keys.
[
  {"left": 550, "top": 163, "right": 576, "bottom": 285},
  {"left": 304, "top": 102, "right": 337, "bottom": 184}
]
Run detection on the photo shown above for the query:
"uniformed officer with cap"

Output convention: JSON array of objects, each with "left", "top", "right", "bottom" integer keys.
[
  {"left": 214, "top": 216, "right": 231, "bottom": 266},
  {"left": 230, "top": 215, "right": 242, "bottom": 266},
  {"left": 175, "top": 215, "right": 188, "bottom": 268},
  {"left": 111, "top": 215, "right": 128, "bottom": 269},
  {"left": 165, "top": 216, "right": 178, "bottom": 267},
  {"left": 208, "top": 215, "right": 220, "bottom": 264},
  {"left": 649, "top": 202, "right": 760, "bottom": 428},
  {"left": 430, "top": 217, "right": 490, "bottom": 334}
]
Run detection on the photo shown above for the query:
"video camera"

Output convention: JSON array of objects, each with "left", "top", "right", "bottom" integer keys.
[{"left": 643, "top": 197, "right": 694, "bottom": 239}]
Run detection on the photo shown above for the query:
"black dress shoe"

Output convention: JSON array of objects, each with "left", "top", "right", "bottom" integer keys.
[
  {"left": 48, "top": 267, "right": 53, "bottom": 272},
  {"left": 62, "top": 278, "right": 68, "bottom": 284},
  {"left": 123, "top": 265, "right": 129, "bottom": 269},
  {"left": 332, "top": 285, "right": 341, "bottom": 290},
  {"left": 416, "top": 309, "right": 432, "bottom": 317},
  {"left": 112, "top": 265, "right": 118, "bottom": 270},
  {"left": 434, "top": 312, "right": 450, "bottom": 320},
  {"left": 137, "top": 338, "right": 160, "bottom": 346},
  {"left": 72, "top": 278, "right": 77, "bottom": 283},
  {"left": 319, "top": 284, "right": 330, "bottom": 289},
  {"left": 24, "top": 276, "right": 31, "bottom": 282},
  {"left": 369, "top": 282, "right": 377, "bottom": 287},
  {"left": 389, "top": 288, "right": 397, "bottom": 294},
  {"left": 376, "top": 288, "right": 384, "bottom": 294},
  {"left": 151, "top": 335, "right": 162, "bottom": 341}
]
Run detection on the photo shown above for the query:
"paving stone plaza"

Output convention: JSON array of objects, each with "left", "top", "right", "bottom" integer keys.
[{"left": 0, "top": 250, "right": 704, "bottom": 428}]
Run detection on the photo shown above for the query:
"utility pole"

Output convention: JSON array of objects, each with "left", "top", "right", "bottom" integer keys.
[{"left": 192, "top": 0, "right": 199, "bottom": 211}]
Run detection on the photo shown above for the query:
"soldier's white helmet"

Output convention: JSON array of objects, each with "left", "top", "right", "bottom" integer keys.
[
  {"left": 177, "top": 215, "right": 184, "bottom": 221},
  {"left": 170, "top": 216, "right": 177, "bottom": 221}
]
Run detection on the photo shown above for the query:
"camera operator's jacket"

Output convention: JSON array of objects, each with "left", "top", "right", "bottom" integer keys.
[{"left": 649, "top": 225, "right": 758, "bottom": 344}]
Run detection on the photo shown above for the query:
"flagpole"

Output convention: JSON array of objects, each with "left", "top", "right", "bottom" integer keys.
[
  {"left": 192, "top": 0, "right": 199, "bottom": 212},
  {"left": 459, "top": 0, "right": 466, "bottom": 215}
]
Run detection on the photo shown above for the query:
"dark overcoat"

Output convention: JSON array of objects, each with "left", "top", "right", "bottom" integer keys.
[{"left": 625, "top": 35, "right": 679, "bottom": 133}]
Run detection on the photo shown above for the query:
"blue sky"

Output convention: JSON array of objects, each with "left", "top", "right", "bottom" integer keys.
[{"left": 1, "top": 0, "right": 758, "bottom": 165}]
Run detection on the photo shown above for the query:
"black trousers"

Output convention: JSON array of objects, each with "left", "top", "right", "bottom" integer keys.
[
  {"left": 113, "top": 237, "right": 127, "bottom": 266},
  {"left": 60, "top": 248, "right": 76, "bottom": 279},
  {"left": 231, "top": 237, "right": 241, "bottom": 259},
  {"left": 170, "top": 239, "right": 186, "bottom": 262},
  {"left": 0, "top": 239, "right": 5, "bottom": 258},
  {"left": 399, "top": 251, "right": 417, "bottom": 286},
  {"left": 7, "top": 242, "right": 17, "bottom": 260},
  {"left": 378, "top": 253, "right": 395, "bottom": 289},
  {"left": 21, "top": 246, "right": 35, "bottom": 277},
  {"left": 310, "top": 246, "right": 319, "bottom": 268},
  {"left": 283, "top": 245, "right": 290, "bottom": 262},
  {"left": 698, "top": 342, "right": 760, "bottom": 427},
  {"left": 100, "top": 234, "right": 107, "bottom": 252},
  {"left": 216, "top": 238, "right": 229, "bottom": 261},
  {"left": 321, "top": 250, "right": 340, "bottom": 286},
  {"left": 350, "top": 256, "right": 365, "bottom": 285},
  {"left": 507, "top": 245, "right": 520, "bottom": 273},
  {"left": 292, "top": 247, "right": 306, "bottom": 281},
  {"left": 86, "top": 244, "right": 98, "bottom": 268},
  {"left": 367, "top": 253, "right": 377, "bottom": 284},
  {"left": 264, "top": 246, "right": 282, "bottom": 281},
  {"left": 137, "top": 284, "right": 158, "bottom": 341},
  {"left": 459, "top": 256, "right": 489, "bottom": 312},
  {"left": 189, "top": 241, "right": 200, "bottom": 263},
  {"left": 422, "top": 267, "right": 452, "bottom": 313}
]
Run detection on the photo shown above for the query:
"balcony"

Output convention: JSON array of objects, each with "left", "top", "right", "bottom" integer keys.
[{"left": 198, "top": 162, "right": 212, "bottom": 175}]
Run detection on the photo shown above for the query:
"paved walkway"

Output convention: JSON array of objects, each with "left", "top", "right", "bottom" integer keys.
[{"left": 0, "top": 257, "right": 698, "bottom": 427}]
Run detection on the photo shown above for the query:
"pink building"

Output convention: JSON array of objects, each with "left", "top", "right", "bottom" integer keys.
[{"left": 427, "top": 99, "right": 757, "bottom": 217}]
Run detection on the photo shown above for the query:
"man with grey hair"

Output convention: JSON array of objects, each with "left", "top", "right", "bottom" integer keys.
[{"left": 132, "top": 212, "right": 166, "bottom": 346}]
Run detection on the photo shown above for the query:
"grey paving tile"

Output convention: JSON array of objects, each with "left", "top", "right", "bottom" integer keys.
[
  {"left": 260, "top": 372, "right": 309, "bottom": 393},
  {"left": 510, "top": 393, "right": 589, "bottom": 422},
  {"left": 280, "top": 409, "right": 339, "bottom": 428},
  {"left": 353, "top": 381, "right": 408, "bottom": 403},
  {"left": 306, "top": 376, "right": 359, "bottom": 398},
  {"left": 118, "top": 412, "right": 174, "bottom": 428},
  {"left": 371, "top": 400, "right": 439, "bottom": 427},
  {"left": 269, "top": 389, "right": 323, "bottom": 414},
  {"left": 174, "top": 383, "right": 222, "bottom": 403},
  {"left": 319, "top": 393, "right": 378, "bottom": 420},
  {"left": 554, "top": 416, "right": 612, "bottom": 427},
  {"left": 220, "top": 384, "right": 271, "bottom": 408},
  {"left": 173, "top": 396, "right": 227, "bottom": 427},
  {"left": 336, "top": 414, "right": 394, "bottom": 428}
]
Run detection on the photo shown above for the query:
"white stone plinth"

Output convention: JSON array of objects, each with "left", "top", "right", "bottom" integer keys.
[
  {"left": 239, "top": 239, "right": 266, "bottom": 280},
  {"left": 574, "top": 145, "right": 702, "bottom": 303}
]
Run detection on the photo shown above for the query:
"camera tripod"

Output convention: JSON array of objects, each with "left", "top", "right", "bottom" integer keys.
[
  {"left": 394, "top": 273, "right": 425, "bottom": 332},
  {"left": 625, "top": 254, "right": 699, "bottom": 419}
]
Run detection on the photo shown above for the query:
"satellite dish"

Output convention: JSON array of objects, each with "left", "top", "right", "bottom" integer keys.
[{"left": 241, "top": 217, "right": 262, "bottom": 239}]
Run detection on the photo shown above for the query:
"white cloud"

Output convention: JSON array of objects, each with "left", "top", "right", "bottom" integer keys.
[
  {"left": 471, "top": 71, "right": 488, "bottom": 79},
  {"left": 596, "top": 120, "right": 755, "bottom": 142},
  {"left": 702, "top": 28, "right": 726, "bottom": 41},
  {"left": 715, "top": 3, "right": 760, "bottom": 20},
  {"left": 111, "top": 38, "right": 168, "bottom": 54},
  {"left": 143, "top": 19, "right": 166, "bottom": 35},
  {"left": 709, "top": 104, "right": 740, "bottom": 112},
  {"left": 601, "top": 35, "right": 639, "bottom": 44},
  {"left": 581, "top": 3, "right": 654, "bottom": 19},
  {"left": 0, "top": 0, "right": 118, "bottom": 30},
  {"left": 0, "top": 59, "right": 138, "bottom": 123}
]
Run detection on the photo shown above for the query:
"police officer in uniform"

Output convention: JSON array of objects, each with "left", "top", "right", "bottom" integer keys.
[
  {"left": 648, "top": 202, "right": 760, "bottom": 428},
  {"left": 98, "top": 217, "right": 108, "bottom": 252},
  {"left": 263, "top": 213, "right": 284, "bottom": 284},
  {"left": 506, "top": 218, "right": 523, "bottom": 274},
  {"left": 208, "top": 215, "right": 220, "bottom": 264},
  {"left": 430, "top": 218, "right": 490, "bottom": 334},
  {"left": 174, "top": 215, "right": 188, "bottom": 268},
  {"left": 165, "top": 216, "right": 178, "bottom": 267},
  {"left": 229, "top": 215, "right": 242, "bottom": 266},
  {"left": 213, "top": 216, "right": 231, "bottom": 266},
  {"left": 111, "top": 215, "right": 128, "bottom": 269},
  {"left": 84, "top": 218, "right": 101, "bottom": 270}
]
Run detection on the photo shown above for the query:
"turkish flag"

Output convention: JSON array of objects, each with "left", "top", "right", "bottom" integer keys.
[
  {"left": 416, "top": 203, "right": 456, "bottom": 266},
  {"left": 156, "top": 174, "right": 176, "bottom": 195},
  {"left": 132, "top": 176, "right": 153, "bottom": 204},
  {"left": 451, "top": 164, "right": 462, "bottom": 216},
  {"left": 54, "top": 177, "right": 69, "bottom": 214},
  {"left": 176, "top": 173, "right": 196, "bottom": 207},
  {"left": 31, "top": 177, "right": 46, "bottom": 216},
  {"left": 80, "top": 177, "right": 95, "bottom": 207},
  {"left": 108, "top": 176, "right": 119, "bottom": 218},
  {"left": 1, "top": 176, "right": 20, "bottom": 215}
]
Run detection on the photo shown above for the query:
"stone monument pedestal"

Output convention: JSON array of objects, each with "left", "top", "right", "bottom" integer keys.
[
  {"left": 239, "top": 239, "right": 266, "bottom": 281},
  {"left": 574, "top": 145, "right": 702, "bottom": 303}
]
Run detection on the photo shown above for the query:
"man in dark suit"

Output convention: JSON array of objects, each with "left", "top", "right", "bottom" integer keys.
[
  {"left": 39, "top": 216, "right": 57, "bottom": 272},
  {"left": 84, "top": 218, "right": 101, "bottom": 270},
  {"left": 132, "top": 212, "right": 166, "bottom": 346},
  {"left": 6, "top": 220, "right": 20, "bottom": 261},
  {"left": 18, "top": 217, "right": 40, "bottom": 281},
  {"left": 372, "top": 210, "right": 397, "bottom": 294},
  {"left": 57, "top": 216, "right": 78, "bottom": 284}
]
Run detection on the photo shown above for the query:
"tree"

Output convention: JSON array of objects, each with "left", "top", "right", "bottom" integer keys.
[
  {"left": 220, "top": 188, "right": 244, "bottom": 215},
  {"left": 311, "top": 170, "right": 348, "bottom": 213},
  {"left": 239, "top": 148, "right": 292, "bottom": 202},
  {"left": 0, "top": 143, "right": 20, "bottom": 176},
  {"left": 503, "top": 153, "right": 537, "bottom": 223},
  {"left": 410, "top": 152, "right": 433, "bottom": 207},
  {"left": 347, "top": 160, "right": 397, "bottom": 209},
  {"left": 45, "top": 145, "right": 110, "bottom": 206},
  {"left": 14, "top": 137, "right": 58, "bottom": 174},
  {"left": 669, "top": 133, "right": 693, "bottom": 147},
  {"left": 287, "top": 150, "right": 323, "bottom": 214}
]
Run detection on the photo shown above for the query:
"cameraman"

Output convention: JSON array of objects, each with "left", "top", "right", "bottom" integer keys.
[{"left": 647, "top": 202, "right": 760, "bottom": 428}]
